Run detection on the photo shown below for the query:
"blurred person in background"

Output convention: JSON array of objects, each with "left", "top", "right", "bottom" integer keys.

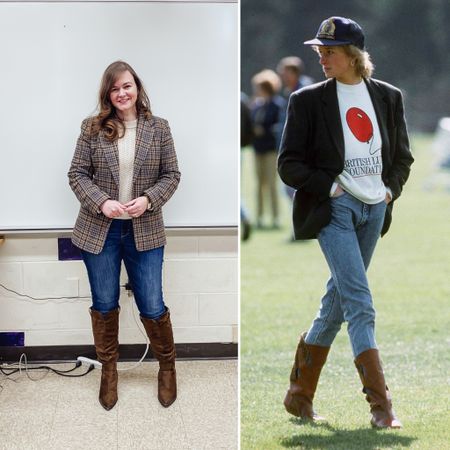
[
  {"left": 251, "top": 69, "right": 285, "bottom": 229},
  {"left": 278, "top": 17, "right": 413, "bottom": 428},
  {"left": 277, "top": 56, "right": 314, "bottom": 100},
  {"left": 241, "top": 93, "right": 254, "bottom": 241},
  {"left": 277, "top": 56, "right": 315, "bottom": 240}
]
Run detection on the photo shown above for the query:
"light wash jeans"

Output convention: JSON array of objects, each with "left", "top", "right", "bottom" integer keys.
[
  {"left": 81, "top": 219, "right": 166, "bottom": 319},
  {"left": 305, "top": 192, "right": 387, "bottom": 357}
]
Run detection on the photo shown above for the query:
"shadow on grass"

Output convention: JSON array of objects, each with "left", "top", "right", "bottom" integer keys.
[{"left": 280, "top": 421, "right": 416, "bottom": 449}]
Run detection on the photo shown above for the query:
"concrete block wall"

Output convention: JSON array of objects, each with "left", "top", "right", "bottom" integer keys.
[{"left": 0, "top": 229, "right": 238, "bottom": 347}]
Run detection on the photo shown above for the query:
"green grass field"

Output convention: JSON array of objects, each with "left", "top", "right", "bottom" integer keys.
[{"left": 241, "top": 135, "right": 450, "bottom": 449}]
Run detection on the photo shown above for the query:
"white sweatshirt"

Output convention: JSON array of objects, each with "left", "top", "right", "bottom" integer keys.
[{"left": 331, "top": 80, "right": 388, "bottom": 204}]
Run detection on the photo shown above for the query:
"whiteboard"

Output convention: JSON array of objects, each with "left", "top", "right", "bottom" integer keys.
[{"left": 0, "top": 1, "right": 238, "bottom": 230}]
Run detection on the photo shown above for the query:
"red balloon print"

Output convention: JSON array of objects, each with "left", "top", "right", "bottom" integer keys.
[{"left": 346, "top": 107, "right": 373, "bottom": 143}]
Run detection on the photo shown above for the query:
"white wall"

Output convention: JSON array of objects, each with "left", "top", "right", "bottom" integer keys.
[
  {"left": 0, "top": 1, "right": 238, "bottom": 230},
  {"left": 0, "top": 230, "right": 238, "bottom": 346}
]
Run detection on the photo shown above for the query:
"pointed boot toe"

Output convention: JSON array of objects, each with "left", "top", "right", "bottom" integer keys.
[
  {"left": 284, "top": 390, "right": 326, "bottom": 422},
  {"left": 158, "top": 368, "right": 177, "bottom": 407},
  {"left": 99, "top": 396, "right": 118, "bottom": 411},
  {"left": 371, "top": 413, "right": 402, "bottom": 429},
  {"left": 99, "top": 364, "right": 118, "bottom": 410}
]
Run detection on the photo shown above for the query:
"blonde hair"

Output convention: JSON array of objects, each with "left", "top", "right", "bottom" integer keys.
[
  {"left": 251, "top": 69, "right": 282, "bottom": 96},
  {"left": 342, "top": 45, "right": 374, "bottom": 78},
  {"left": 312, "top": 45, "right": 374, "bottom": 79}
]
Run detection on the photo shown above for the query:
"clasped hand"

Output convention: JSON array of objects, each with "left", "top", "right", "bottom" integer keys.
[{"left": 100, "top": 197, "right": 149, "bottom": 218}]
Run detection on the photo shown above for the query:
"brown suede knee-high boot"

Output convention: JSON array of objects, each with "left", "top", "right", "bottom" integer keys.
[
  {"left": 284, "top": 332, "right": 330, "bottom": 420},
  {"left": 140, "top": 309, "right": 177, "bottom": 407},
  {"left": 90, "top": 308, "right": 119, "bottom": 411},
  {"left": 354, "top": 348, "right": 402, "bottom": 429}
]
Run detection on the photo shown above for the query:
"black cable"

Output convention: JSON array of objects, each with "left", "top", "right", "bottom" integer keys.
[
  {"left": 0, "top": 360, "right": 83, "bottom": 375},
  {"left": 0, "top": 283, "right": 90, "bottom": 301},
  {"left": 0, "top": 282, "right": 132, "bottom": 377},
  {"left": 0, "top": 361, "right": 95, "bottom": 378},
  {"left": 50, "top": 360, "right": 83, "bottom": 373},
  {"left": 55, "top": 365, "right": 95, "bottom": 377},
  {"left": 0, "top": 282, "right": 128, "bottom": 301}
]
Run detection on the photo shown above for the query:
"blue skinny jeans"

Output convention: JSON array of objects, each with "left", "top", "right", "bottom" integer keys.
[
  {"left": 305, "top": 192, "right": 387, "bottom": 357},
  {"left": 81, "top": 219, "right": 166, "bottom": 319}
]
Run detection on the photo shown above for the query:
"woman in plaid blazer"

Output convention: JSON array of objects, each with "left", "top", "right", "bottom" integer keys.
[{"left": 68, "top": 61, "right": 181, "bottom": 411}]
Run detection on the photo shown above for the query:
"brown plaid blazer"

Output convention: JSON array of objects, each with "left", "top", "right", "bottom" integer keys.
[{"left": 68, "top": 113, "right": 181, "bottom": 254}]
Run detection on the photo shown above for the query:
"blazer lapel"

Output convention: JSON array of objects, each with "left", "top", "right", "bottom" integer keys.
[
  {"left": 100, "top": 132, "right": 120, "bottom": 187},
  {"left": 133, "top": 113, "right": 155, "bottom": 183},
  {"left": 321, "top": 78, "right": 345, "bottom": 161},
  {"left": 364, "top": 78, "right": 390, "bottom": 163}
]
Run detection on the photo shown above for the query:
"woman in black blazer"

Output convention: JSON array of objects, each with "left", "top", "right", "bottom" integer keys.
[{"left": 278, "top": 17, "right": 414, "bottom": 428}]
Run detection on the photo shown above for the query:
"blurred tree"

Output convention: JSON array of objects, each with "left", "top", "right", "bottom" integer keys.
[{"left": 242, "top": 0, "right": 450, "bottom": 131}]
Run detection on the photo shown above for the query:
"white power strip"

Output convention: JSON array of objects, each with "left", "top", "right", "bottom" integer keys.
[{"left": 77, "top": 356, "right": 102, "bottom": 369}]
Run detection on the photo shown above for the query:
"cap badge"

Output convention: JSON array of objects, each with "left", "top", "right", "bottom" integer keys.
[{"left": 317, "top": 18, "right": 336, "bottom": 40}]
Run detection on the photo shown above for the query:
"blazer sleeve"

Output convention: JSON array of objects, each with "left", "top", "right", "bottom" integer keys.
[
  {"left": 385, "top": 90, "right": 414, "bottom": 200},
  {"left": 143, "top": 119, "right": 181, "bottom": 210},
  {"left": 278, "top": 92, "right": 335, "bottom": 201},
  {"left": 68, "top": 119, "right": 110, "bottom": 215}
]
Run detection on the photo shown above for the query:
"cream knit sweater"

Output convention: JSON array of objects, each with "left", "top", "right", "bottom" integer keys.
[{"left": 117, "top": 119, "right": 137, "bottom": 219}]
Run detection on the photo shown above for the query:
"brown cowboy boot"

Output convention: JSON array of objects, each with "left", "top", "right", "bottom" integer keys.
[
  {"left": 284, "top": 331, "right": 330, "bottom": 420},
  {"left": 354, "top": 348, "right": 402, "bottom": 429},
  {"left": 90, "top": 308, "right": 119, "bottom": 411},
  {"left": 140, "top": 309, "right": 177, "bottom": 407}
]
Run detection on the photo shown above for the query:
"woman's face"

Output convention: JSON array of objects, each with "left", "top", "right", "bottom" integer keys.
[
  {"left": 317, "top": 46, "right": 359, "bottom": 84},
  {"left": 109, "top": 70, "right": 138, "bottom": 117}
]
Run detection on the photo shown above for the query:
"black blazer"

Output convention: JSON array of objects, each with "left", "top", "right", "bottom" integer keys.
[{"left": 278, "top": 77, "right": 414, "bottom": 239}]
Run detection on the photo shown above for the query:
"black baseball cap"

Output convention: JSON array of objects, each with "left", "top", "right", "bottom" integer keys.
[{"left": 304, "top": 16, "right": 365, "bottom": 50}]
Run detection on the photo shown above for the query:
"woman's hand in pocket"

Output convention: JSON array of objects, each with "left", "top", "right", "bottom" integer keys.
[
  {"left": 332, "top": 185, "right": 345, "bottom": 197},
  {"left": 385, "top": 192, "right": 392, "bottom": 204}
]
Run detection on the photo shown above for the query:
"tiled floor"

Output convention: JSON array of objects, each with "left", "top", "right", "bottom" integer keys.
[{"left": 0, "top": 359, "right": 238, "bottom": 450}]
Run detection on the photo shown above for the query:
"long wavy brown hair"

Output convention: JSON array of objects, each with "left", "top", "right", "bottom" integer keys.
[{"left": 90, "top": 61, "right": 152, "bottom": 141}]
